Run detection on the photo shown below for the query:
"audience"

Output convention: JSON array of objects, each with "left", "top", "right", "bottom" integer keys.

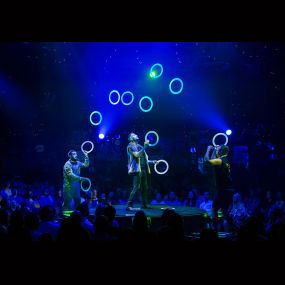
[{"left": 0, "top": 178, "right": 284, "bottom": 242}]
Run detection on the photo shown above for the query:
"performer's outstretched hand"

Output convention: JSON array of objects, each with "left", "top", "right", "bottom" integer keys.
[
  {"left": 82, "top": 150, "right": 89, "bottom": 156},
  {"left": 144, "top": 140, "right": 150, "bottom": 147}
]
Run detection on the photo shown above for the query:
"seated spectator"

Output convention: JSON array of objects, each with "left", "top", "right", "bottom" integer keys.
[
  {"left": 24, "top": 190, "right": 40, "bottom": 213},
  {"left": 0, "top": 199, "right": 10, "bottom": 211},
  {"left": 157, "top": 209, "right": 185, "bottom": 240},
  {"left": 100, "top": 192, "right": 107, "bottom": 204},
  {"left": 195, "top": 190, "right": 205, "bottom": 208},
  {"left": 54, "top": 189, "right": 63, "bottom": 218},
  {"left": 1, "top": 182, "right": 13, "bottom": 202},
  {"left": 244, "top": 188, "right": 261, "bottom": 216},
  {"left": 150, "top": 192, "right": 166, "bottom": 205},
  {"left": 117, "top": 189, "right": 128, "bottom": 205},
  {"left": 165, "top": 191, "right": 182, "bottom": 206},
  {"left": 227, "top": 192, "right": 248, "bottom": 230},
  {"left": 107, "top": 191, "right": 117, "bottom": 205},
  {"left": 103, "top": 204, "right": 120, "bottom": 234},
  {"left": 88, "top": 189, "right": 99, "bottom": 208},
  {"left": 93, "top": 214, "right": 117, "bottom": 241},
  {"left": 37, "top": 205, "right": 60, "bottom": 241},
  {"left": 199, "top": 192, "right": 213, "bottom": 218},
  {"left": 77, "top": 202, "right": 94, "bottom": 236},
  {"left": 57, "top": 211, "right": 90, "bottom": 242},
  {"left": 115, "top": 188, "right": 123, "bottom": 204},
  {"left": 39, "top": 189, "right": 54, "bottom": 208},
  {"left": 261, "top": 190, "right": 275, "bottom": 220},
  {"left": 24, "top": 212, "right": 41, "bottom": 241},
  {"left": 10, "top": 189, "right": 23, "bottom": 211},
  {"left": 236, "top": 216, "right": 268, "bottom": 241},
  {"left": 95, "top": 203, "right": 106, "bottom": 218},
  {"left": 265, "top": 205, "right": 285, "bottom": 240},
  {"left": 183, "top": 190, "right": 197, "bottom": 207},
  {"left": 132, "top": 210, "right": 155, "bottom": 241},
  {"left": 274, "top": 191, "right": 285, "bottom": 210},
  {"left": 7, "top": 210, "right": 32, "bottom": 242}
]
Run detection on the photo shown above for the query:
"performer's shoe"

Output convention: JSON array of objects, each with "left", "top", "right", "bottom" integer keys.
[
  {"left": 126, "top": 206, "right": 140, "bottom": 211},
  {"left": 126, "top": 202, "right": 133, "bottom": 211}
]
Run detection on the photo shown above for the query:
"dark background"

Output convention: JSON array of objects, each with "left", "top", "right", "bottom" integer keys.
[{"left": 0, "top": 42, "right": 284, "bottom": 195}]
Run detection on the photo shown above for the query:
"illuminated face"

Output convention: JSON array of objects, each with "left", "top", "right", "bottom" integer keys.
[
  {"left": 70, "top": 151, "right": 78, "bottom": 161},
  {"left": 130, "top": 133, "right": 139, "bottom": 142}
]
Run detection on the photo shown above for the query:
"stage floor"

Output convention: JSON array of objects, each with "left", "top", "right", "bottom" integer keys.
[
  {"left": 63, "top": 206, "right": 233, "bottom": 237},
  {"left": 89, "top": 204, "right": 206, "bottom": 218},
  {"left": 89, "top": 204, "right": 207, "bottom": 234}
]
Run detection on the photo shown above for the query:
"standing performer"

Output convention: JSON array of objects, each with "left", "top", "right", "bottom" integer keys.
[
  {"left": 63, "top": 150, "right": 89, "bottom": 212},
  {"left": 126, "top": 132, "right": 156, "bottom": 211},
  {"left": 204, "top": 145, "right": 232, "bottom": 227}
]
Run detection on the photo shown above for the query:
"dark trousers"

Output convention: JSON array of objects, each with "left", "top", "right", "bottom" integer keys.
[
  {"left": 127, "top": 169, "right": 149, "bottom": 206},
  {"left": 211, "top": 189, "right": 232, "bottom": 233},
  {"left": 213, "top": 188, "right": 232, "bottom": 211},
  {"left": 63, "top": 189, "right": 81, "bottom": 211}
]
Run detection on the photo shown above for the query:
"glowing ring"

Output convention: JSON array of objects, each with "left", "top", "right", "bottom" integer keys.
[
  {"left": 145, "top": 131, "right": 159, "bottom": 147},
  {"left": 109, "top": 90, "right": 120, "bottom": 105},
  {"left": 89, "top": 111, "right": 102, "bottom": 126},
  {"left": 169, "top": 78, "right": 184, "bottom": 94},
  {"left": 121, "top": 91, "right": 134, "bottom": 106},
  {"left": 81, "top": 140, "right": 94, "bottom": 154},
  {"left": 81, "top": 178, "right": 91, "bottom": 192},
  {"left": 212, "top": 133, "right": 228, "bottom": 147},
  {"left": 139, "top": 96, "right": 153, "bottom": 112},
  {"left": 150, "top": 63, "right": 163, "bottom": 78},
  {"left": 154, "top": 160, "right": 169, "bottom": 175}
]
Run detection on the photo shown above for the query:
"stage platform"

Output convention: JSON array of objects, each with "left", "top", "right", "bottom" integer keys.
[{"left": 89, "top": 204, "right": 208, "bottom": 235}]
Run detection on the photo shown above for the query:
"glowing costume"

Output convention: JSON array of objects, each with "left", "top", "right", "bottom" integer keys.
[{"left": 63, "top": 155, "right": 89, "bottom": 211}]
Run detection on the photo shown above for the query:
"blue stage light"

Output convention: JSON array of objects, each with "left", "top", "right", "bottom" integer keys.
[
  {"left": 226, "top": 129, "right": 232, "bottom": 135},
  {"left": 99, "top": 133, "right": 105, "bottom": 139}
]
